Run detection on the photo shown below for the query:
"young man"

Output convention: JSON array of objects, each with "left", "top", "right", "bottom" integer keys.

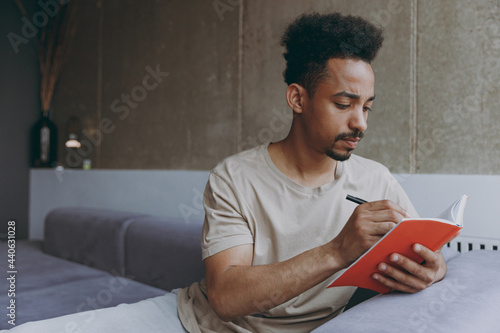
[
  {"left": 4, "top": 12, "right": 445, "bottom": 333},
  {"left": 177, "top": 12, "right": 446, "bottom": 333}
]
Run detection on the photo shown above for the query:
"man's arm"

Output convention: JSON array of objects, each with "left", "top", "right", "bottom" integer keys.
[
  {"left": 205, "top": 200, "right": 407, "bottom": 322},
  {"left": 205, "top": 242, "right": 342, "bottom": 322}
]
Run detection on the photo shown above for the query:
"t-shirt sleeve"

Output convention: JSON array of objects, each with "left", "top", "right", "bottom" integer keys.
[{"left": 201, "top": 171, "right": 254, "bottom": 260}]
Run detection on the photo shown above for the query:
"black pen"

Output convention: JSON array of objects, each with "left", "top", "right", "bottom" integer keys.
[{"left": 346, "top": 194, "right": 368, "bottom": 205}]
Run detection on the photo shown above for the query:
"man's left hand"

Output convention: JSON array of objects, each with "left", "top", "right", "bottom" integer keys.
[{"left": 372, "top": 243, "right": 447, "bottom": 293}]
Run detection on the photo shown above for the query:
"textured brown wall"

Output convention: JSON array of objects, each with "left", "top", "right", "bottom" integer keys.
[{"left": 53, "top": 0, "right": 500, "bottom": 173}]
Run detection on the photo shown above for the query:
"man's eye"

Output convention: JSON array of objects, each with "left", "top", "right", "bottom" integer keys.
[
  {"left": 334, "top": 102, "right": 350, "bottom": 110},
  {"left": 364, "top": 106, "right": 372, "bottom": 112}
]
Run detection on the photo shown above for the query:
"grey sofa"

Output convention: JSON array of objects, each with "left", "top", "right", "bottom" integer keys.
[
  {"left": 3, "top": 206, "right": 500, "bottom": 332},
  {"left": 0, "top": 207, "right": 205, "bottom": 329}
]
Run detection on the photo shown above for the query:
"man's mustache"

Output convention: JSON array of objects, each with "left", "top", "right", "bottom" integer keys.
[{"left": 335, "top": 131, "right": 364, "bottom": 141}]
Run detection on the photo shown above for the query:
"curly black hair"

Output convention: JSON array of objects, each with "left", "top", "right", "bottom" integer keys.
[{"left": 280, "top": 12, "right": 384, "bottom": 96}]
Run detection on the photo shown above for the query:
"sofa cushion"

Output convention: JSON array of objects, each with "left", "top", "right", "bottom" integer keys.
[
  {"left": 5, "top": 241, "right": 106, "bottom": 291},
  {"left": 0, "top": 240, "right": 167, "bottom": 329},
  {"left": 10, "top": 276, "right": 167, "bottom": 328},
  {"left": 44, "top": 207, "right": 147, "bottom": 273},
  {"left": 125, "top": 215, "right": 205, "bottom": 291}
]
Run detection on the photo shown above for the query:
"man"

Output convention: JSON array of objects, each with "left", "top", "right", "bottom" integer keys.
[
  {"left": 4, "top": 11, "right": 445, "bottom": 333},
  {"left": 176, "top": 12, "right": 446, "bottom": 333}
]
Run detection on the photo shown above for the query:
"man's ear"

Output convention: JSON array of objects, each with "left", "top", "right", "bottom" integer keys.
[{"left": 286, "top": 83, "right": 308, "bottom": 114}]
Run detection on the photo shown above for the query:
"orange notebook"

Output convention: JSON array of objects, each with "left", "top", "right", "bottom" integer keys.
[{"left": 327, "top": 194, "right": 468, "bottom": 294}]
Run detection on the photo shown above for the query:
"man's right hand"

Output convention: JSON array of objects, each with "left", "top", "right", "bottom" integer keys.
[{"left": 330, "top": 200, "right": 408, "bottom": 269}]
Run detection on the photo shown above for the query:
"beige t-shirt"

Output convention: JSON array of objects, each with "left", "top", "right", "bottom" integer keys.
[{"left": 177, "top": 143, "right": 418, "bottom": 333}]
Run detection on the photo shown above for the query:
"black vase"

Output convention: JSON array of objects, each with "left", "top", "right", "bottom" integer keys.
[{"left": 31, "top": 110, "right": 58, "bottom": 168}]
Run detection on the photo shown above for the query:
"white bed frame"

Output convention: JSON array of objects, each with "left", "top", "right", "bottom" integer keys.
[
  {"left": 395, "top": 174, "right": 500, "bottom": 253},
  {"left": 447, "top": 236, "right": 499, "bottom": 253},
  {"left": 29, "top": 170, "right": 500, "bottom": 250}
]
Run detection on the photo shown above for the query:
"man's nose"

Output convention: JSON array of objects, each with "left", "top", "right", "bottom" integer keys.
[{"left": 349, "top": 107, "right": 368, "bottom": 133}]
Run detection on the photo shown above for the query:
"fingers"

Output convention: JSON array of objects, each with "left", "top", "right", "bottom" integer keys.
[
  {"left": 364, "top": 200, "right": 409, "bottom": 219},
  {"left": 368, "top": 209, "right": 406, "bottom": 224},
  {"left": 372, "top": 244, "right": 447, "bottom": 293},
  {"left": 336, "top": 199, "right": 412, "bottom": 266},
  {"left": 373, "top": 255, "right": 433, "bottom": 292},
  {"left": 353, "top": 200, "right": 407, "bottom": 234},
  {"left": 372, "top": 270, "right": 420, "bottom": 293},
  {"left": 369, "top": 221, "right": 397, "bottom": 236}
]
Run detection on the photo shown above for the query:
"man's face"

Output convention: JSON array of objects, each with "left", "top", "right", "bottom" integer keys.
[{"left": 301, "top": 58, "right": 375, "bottom": 161}]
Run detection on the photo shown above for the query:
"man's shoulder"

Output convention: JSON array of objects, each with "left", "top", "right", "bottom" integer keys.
[
  {"left": 346, "top": 154, "right": 392, "bottom": 177},
  {"left": 211, "top": 144, "right": 269, "bottom": 180}
]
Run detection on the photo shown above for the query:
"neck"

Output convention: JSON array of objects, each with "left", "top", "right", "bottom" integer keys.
[{"left": 269, "top": 132, "right": 338, "bottom": 188}]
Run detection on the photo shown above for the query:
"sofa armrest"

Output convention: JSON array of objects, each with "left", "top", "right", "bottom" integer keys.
[{"left": 44, "top": 207, "right": 146, "bottom": 274}]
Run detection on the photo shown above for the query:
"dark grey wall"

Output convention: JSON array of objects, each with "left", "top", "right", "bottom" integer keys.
[
  {"left": 2, "top": 0, "right": 500, "bottom": 238},
  {"left": 52, "top": 0, "right": 500, "bottom": 173},
  {"left": 0, "top": 1, "right": 40, "bottom": 239},
  {"left": 53, "top": 0, "right": 241, "bottom": 170}
]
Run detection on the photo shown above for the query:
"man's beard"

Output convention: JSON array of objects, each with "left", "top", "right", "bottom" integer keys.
[{"left": 326, "top": 131, "right": 364, "bottom": 161}]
